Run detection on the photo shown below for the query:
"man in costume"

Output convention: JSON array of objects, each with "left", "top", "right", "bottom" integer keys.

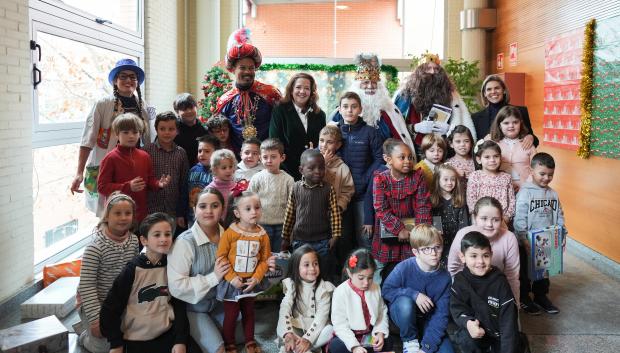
[
  {"left": 332, "top": 53, "right": 415, "bottom": 153},
  {"left": 215, "top": 28, "right": 281, "bottom": 154},
  {"left": 394, "top": 52, "right": 477, "bottom": 155}
]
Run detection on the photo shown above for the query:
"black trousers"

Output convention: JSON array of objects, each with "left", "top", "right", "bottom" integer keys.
[
  {"left": 124, "top": 326, "right": 201, "bottom": 353},
  {"left": 518, "top": 244, "right": 550, "bottom": 299}
]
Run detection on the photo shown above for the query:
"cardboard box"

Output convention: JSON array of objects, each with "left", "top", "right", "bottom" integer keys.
[
  {"left": 21, "top": 277, "right": 79, "bottom": 319},
  {"left": 528, "top": 225, "right": 564, "bottom": 281}
]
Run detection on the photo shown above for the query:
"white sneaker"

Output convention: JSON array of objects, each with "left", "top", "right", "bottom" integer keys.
[{"left": 403, "top": 339, "right": 420, "bottom": 353}]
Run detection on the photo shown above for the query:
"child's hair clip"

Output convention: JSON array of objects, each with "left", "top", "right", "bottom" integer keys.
[
  {"left": 473, "top": 139, "right": 485, "bottom": 154},
  {"left": 348, "top": 254, "right": 358, "bottom": 268}
]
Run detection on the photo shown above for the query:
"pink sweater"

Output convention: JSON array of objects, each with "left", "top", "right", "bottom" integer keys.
[
  {"left": 447, "top": 225, "right": 521, "bottom": 305},
  {"left": 497, "top": 138, "right": 536, "bottom": 190},
  {"left": 466, "top": 170, "right": 515, "bottom": 220}
]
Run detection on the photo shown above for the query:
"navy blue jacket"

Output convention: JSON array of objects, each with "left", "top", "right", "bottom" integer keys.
[{"left": 336, "top": 118, "right": 384, "bottom": 202}]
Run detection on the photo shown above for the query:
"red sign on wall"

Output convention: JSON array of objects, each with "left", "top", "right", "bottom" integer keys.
[
  {"left": 509, "top": 43, "right": 518, "bottom": 66},
  {"left": 497, "top": 52, "right": 504, "bottom": 70}
]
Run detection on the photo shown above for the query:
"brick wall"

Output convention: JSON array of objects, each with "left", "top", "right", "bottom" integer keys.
[
  {"left": 144, "top": 0, "right": 185, "bottom": 113},
  {"left": 245, "top": 0, "right": 403, "bottom": 58},
  {"left": 0, "top": 0, "right": 35, "bottom": 302}
]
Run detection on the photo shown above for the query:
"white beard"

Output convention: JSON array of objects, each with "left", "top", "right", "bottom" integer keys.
[{"left": 349, "top": 82, "right": 393, "bottom": 128}]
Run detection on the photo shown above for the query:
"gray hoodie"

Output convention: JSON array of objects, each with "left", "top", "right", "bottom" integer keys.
[{"left": 514, "top": 181, "right": 566, "bottom": 241}]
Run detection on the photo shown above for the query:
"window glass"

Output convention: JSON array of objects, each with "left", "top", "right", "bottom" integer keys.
[{"left": 61, "top": 0, "right": 140, "bottom": 32}]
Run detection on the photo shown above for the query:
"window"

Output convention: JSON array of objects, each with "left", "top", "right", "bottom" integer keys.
[{"left": 29, "top": 0, "right": 144, "bottom": 265}]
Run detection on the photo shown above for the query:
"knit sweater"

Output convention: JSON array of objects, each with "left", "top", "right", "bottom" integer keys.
[
  {"left": 282, "top": 180, "right": 342, "bottom": 243},
  {"left": 277, "top": 278, "right": 335, "bottom": 344},
  {"left": 248, "top": 170, "right": 295, "bottom": 225},
  {"left": 466, "top": 170, "right": 516, "bottom": 220},
  {"left": 382, "top": 258, "right": 452, "bottom": 353},
  {"left": 97, "top": 145, "right": 161, "bottom": 221},
  {"left": 324, "top": 155, "right": 355, "bottom": 212},
  {"left": 450, "top": 267, "right": 519, "bottom": 353},
  {"left": 447, "top": 225, "right": 520, "bottom": 305},
  {"left": 100, "top": 254, "right": 189, "bottom": 348},
  {"left": 144, "top": 141, "right": 189, "bottom": 218},
  {"left": 78, "top": 228, "right": 139, "bottom": 323},
  {"left": 497, "top": 138, "right": 536, "bottom": 190},
  {"left": 216, "top": 223, "right": 271, "bottom": 282},
  {"left": 331, "top": 281, "right": 389, "bottom": 351}
]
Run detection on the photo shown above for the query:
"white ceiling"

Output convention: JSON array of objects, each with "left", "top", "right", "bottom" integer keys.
[{"left": 254, "top": 0, "right": 370, "bottom": 4}]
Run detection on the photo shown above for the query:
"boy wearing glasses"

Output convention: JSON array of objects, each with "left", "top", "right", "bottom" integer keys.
[{"left": 382, "top": 224, "right": 455, "bottom": 353}]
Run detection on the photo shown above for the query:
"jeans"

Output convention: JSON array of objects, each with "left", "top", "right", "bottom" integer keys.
[
  {"left": 292, "top": 238, "right": 330, "bottom": 257},
  {"left": 389, "top": 296, "right": 455, "bottom": 353},
  {"left": 262, "top": 223, "right": 283, "bottom": 253}
]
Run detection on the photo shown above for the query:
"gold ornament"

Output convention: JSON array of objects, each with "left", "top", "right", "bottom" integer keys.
[
  {"left": 242, "top": 125, "right": 258, "bottom": 140},
  {"left": 578, "top": 18, "right": 596, "bottom": 159}
]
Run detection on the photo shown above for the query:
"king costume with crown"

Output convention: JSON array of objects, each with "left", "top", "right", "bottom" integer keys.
[{"left": 215, "top": 28, "right": 282, "bottom": 153}]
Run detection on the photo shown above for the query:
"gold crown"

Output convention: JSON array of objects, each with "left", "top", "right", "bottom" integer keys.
[
  {"left": 421, "top": 51, "right": 441, "bottom": 66},
  {"left": 355, "top": 53, "right": 381, "bottom": 82}
]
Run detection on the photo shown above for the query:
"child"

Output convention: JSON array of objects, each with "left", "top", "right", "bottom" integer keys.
[
  {"left": 450, "top": 232, "right": 519, "bottom": 353},
  {"left": 145, "top": 111, "right": 190, "bottom": 231},
  {"left": 78, "top": 193, "right": 140, "bottom": 353},
  {"left": 372, "top": 139, "right": 432, "bottom": 283},
  {"left": 277, "top": 245, "right": 335, "bottom": 353},
  {"left": 174, "top": 93, "right": 208, "bottom": 166},
  {"left": 337, "top": 92, "right": 384, "bottom": 250},
  {"left": 207, "top": 149, "right": 238, "bottom": 223},
  {"left": 97, "top": 113, "right": 171, "bottom": 223},
  {"left": 491, "top": 106, "right": 536, "bottom": 192},
  {"left": 216, "top": 191, "right": 271, "bottom": 353},
  {"left": 514, "top": 152, "right": 565, "bottom": 314},
  {"left": 281, "top": 149, "right": 342, "bottom": 259},
  {"left": 206, "top": 114, "right": 233, "bottom": 152},
  {"left": 445, "top": 125, "right": 475, "bottom": 181},
  {"left": 235, "top": 137, "right": 264, "bottom": 181},
  {"left": 414, "top": 133, "right": 447, "bottom": 187},
  {"left": 187, "top": 134, "right": 221, "bottom": 225},
  {"left": 248, "top": 138, "right": 295, "bottom": 252},
  {"left": 319, "top": 125, "right": 355, "bottom": 213},
  {"left": 329, "top": 249, "right": 392, "bottom": 353},
  {"left": 467, "top": 140, "right": 515, "bottom": 222},
  {"left": 382, "top": 225, "right": 454, "bottom": 353},
  {"left": 447, "top": 197, "right": 520, "bottom": 305},
  {"left": 430, "top": 164, "right": 469, "bottom": 263},
  {"left": 100, "top": 213, "right": 192, "bottom": 353},
  {"left": 319, "top": 125, "right": 355, "bottom": 268}
]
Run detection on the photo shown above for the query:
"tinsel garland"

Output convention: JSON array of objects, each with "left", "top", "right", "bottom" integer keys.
[
  {"left": 258, "top": 63, "right": 399, "bottom": 90},
  {"left": 577, "top": 19, "right": 596, "bottom": 159}
]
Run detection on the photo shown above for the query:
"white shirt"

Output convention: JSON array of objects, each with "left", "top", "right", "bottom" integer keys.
[{"left": 294, "top": 104, "right": 312, "bottom": 132}]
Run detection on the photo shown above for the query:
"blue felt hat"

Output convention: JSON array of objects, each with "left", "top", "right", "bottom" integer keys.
[{"left": 108, "top": 58, "right": 145, "bottom": 85}]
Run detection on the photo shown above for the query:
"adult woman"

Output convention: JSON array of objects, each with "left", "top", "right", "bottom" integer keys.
[
  {"left": 70, "top": 58, "right": 153, "bottom": 216},
  {"left": 269, "top": 73, "right": 326, "bottom": 180},
  {"left": 472, "top": 75, "right": 539, "bottom": 148}
]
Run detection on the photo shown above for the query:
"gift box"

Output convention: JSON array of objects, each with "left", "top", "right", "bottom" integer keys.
[
  {"left": 528, "top": 225, "right": 564, "bottom": 281},
  {"left": 21, "top": 277, "right": 79, "bottom": 319},
  {"left": 0, "top": 316, "right": 68, "bottom": 353}
]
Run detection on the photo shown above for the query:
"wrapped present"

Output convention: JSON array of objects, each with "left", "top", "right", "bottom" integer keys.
[
  {"left": 0, "top": 316, "right": 68, "bottom": 353},
  {"left": 528, "top": 225, "right": 564, "bottom": 281},
  {"left": 43, "top": 259, "right": 81, "bottom": 287}
]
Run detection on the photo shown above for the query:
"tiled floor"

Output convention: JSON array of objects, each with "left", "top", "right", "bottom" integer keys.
[{"left": 2, "top": 246, "right": 618, "bottom": 353}]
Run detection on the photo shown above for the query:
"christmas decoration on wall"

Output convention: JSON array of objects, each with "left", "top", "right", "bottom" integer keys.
[
  {"left": 198, "top": 65, "right": 232, "bottom": 124},
  {"left": 577, "top": 19, "right": 596, "bottom": 158}
]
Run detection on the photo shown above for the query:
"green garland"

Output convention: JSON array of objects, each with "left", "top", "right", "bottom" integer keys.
[
  {"left": 578, "top": 19, "right": 596, "bottom": 159},
  {"left": 258, "top": 63, "right": 400, "bottom": 94}
]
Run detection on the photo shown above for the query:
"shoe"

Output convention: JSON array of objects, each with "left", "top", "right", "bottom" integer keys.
[
  {"left": 245, "top": 341, "right": 262, "bottom": 353},
  {"left": 534, "top": 295, "right": 560, "bottom": 314},
  {"left": 520, "top": 296, "right": 542, "bottom": 315},
  {"left": 402, "top": 339, "right": 420, "bottom": 353}
]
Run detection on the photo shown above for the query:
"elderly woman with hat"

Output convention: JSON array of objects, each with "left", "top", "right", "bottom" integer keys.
[
  {"left": 215, "top": 28, "right": 281, "bottom": 154},
  {"left": 69, "top": 58, "right": 153, "bottom": 216}
]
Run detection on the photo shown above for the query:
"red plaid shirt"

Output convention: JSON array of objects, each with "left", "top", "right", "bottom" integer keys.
[{"left": 371, "top": 168, "right": 432, "bottom": 263}]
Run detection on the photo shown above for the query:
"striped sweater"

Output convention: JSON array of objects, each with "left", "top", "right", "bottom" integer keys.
[{"left": 78, "top": 228, "right": 139, "bottom": 323}]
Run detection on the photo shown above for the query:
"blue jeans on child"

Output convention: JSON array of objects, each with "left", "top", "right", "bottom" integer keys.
[
  {"left": 292, "top": 238, "right": 330, "bottom": 257},
  {"left": 389, "top": 296, "right": 455, "bottom": 353},
  {"left": 262, "top": 224, "right": 283, "bottom": 253}
]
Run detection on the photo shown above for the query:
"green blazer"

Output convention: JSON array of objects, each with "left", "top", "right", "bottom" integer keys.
[{"left": 269, "top": 101, "right": 326, "bottom": 180}]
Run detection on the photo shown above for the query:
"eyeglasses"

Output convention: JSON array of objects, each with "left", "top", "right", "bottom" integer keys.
[
  {"left": 418, "top": 245, "right": 443, "bottom": 255},
  {"left": 118, "top": 74, "right": 138, "bottom": 82}
]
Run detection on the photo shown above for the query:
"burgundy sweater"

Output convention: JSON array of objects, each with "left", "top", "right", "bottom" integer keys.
[{"left": 98, "top": 146, "right": 160, "bottom": 221}]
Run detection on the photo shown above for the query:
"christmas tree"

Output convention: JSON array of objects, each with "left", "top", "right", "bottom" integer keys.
[{"left": 198, "top": 65, "right": 232, "bottom": 125}]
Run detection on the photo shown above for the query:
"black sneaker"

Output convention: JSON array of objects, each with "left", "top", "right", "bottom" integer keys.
[
  {"left": 534, "top": 295, "right": 560, "bottom": 314},
  {"left": 520, "top": 296, "right": 542, "bottom": 315}
]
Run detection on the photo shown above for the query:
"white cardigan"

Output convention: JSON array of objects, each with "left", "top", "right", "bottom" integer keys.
[
  {"left": 277, "top": 278, "right": 335, "bottom": 344},
  {"left": 331, "top": 281, "right": 389, "bottom": 351}
]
